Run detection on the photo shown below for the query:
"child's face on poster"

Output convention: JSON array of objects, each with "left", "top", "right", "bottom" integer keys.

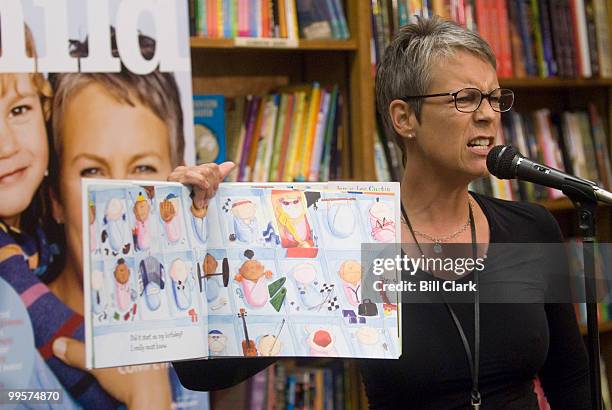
[
  {"left": 52, "top": 82, "right": 173, "bottom": 279},
  {"left": 0, "top": 74, "right": 48, "bottom": 226}
]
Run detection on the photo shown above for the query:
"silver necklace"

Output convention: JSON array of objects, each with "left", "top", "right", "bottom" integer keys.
[{"left": 402, "top": 200, "right": 473, "bottom": 254}]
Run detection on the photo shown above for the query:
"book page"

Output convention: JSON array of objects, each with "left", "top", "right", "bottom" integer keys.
[
  {"left": 83, "top": 180, "right": 402, "bottom": 366},
  {"left": 83, "top": 179, "right": 209, "bottom": 368},
  {"left": 206, "top": 183, "right": 401, "bottom": 359}
]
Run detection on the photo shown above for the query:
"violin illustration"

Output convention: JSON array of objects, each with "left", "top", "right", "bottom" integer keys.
[{"left": 238, "top": 308, "right": 257, "bottom": 357}]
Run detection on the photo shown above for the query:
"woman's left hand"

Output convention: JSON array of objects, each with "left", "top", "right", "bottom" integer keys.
[{"left": 168, "top": 162, "right": 235, "bottom": 210}]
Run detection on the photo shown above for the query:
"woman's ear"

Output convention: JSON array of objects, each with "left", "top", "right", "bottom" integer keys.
[
  {"left": 389, "top": 100, "right": 417, "bottom": 139},
  {"left": 49, "top": 187, "right": 65, "bottom": 225}
]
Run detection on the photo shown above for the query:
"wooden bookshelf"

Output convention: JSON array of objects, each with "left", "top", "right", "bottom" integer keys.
[
  {"left": 580, "top": 322, "right": 612, "bottom": 336},
  {"left": 189, "top": 4, "right": 376, "bottom": 408},
  {"left": 500, "top": 77, "right": 612, "bottom": 88},
  {"left": 189, "top": 3, "right": 611, "bottom": 403},
  {"left": 190, "top": 37, "right": 358, "bottom": 51},
  {"left": 534, "top": 198, "right": 611, "bottom": 212},
  {"left": 189, "top": 1, "right": 376, "bottom": 181}
]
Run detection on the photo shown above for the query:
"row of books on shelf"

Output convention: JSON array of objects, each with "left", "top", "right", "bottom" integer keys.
[
  {"left": 484, "top": 104, "right": 611, "bottom": 201},
  {"left": 375, "top": 103, "right": 612, "bottom": 201},
  {"left": 188, "top": 0, "right": 350, "bottom": 41},
  {"left": 370, "top": 0, "right": 612, "bottom": 79},
  {"left": 193, "top": 85, "right": 346, "bottom": 182},
  {"left": 554, "top": 237, "right": 612, "bottom": 407},
  {"left": 568, "top": 237, "right": 611, "bottom": 326},
  {"left": 221, "top": 360, "right": 361, "bottom": 410}
]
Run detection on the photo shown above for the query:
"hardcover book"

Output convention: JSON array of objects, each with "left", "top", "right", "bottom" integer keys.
[
  {"left": 83, "top": 180, "right": 402, "bottom": 368},
  {"left": 194, "top": 95, "right": 228, "bottom": 165}
]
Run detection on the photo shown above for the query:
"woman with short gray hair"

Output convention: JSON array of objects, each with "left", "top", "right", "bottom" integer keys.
[
  {"left": 360, "top": 16, "right": 590, "bottom": 409},
  {"left": 172, "top": 17, "right": 590, "bottom": 409}
]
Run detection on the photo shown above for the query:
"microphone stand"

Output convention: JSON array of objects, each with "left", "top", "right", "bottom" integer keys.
[{"left": 564, "top": 185, "right": 602, "bottom": 410}]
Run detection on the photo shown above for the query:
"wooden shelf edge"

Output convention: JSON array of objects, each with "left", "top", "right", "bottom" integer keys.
[
  {"left": 500, "top": 77, "right": 612, "bottom": 88},
  {"left": 534, "top": 198, "right": 610, "bottom": 212},
  {"left": 190, "top": 37, "right": 357, "bottom": 51},
  {"left": 535, "top": 198, "right": 575, "bottom": 211},
  {"left": 580, "top": 321, "right": 612, "bottom": 336}
]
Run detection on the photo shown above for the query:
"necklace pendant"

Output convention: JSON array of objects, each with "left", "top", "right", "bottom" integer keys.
[
  {"left": 471, "top": 391, "right": 481, "bottom": 410},
  {"left": 433, "top": 242, "right": 443, "bottom": 254}
]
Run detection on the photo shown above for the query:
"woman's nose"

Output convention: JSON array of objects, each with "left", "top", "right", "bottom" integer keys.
[
  {"left": 0, "top": 121, "right": 20, "bottom": 159},
  {"left": 473, "top": 97, "right": 498, "bottom": 122}
]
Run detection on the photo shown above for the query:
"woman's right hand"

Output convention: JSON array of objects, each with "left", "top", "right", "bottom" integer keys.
[{"left": 52, "top": 337, "right": 172, "bottom": 410}]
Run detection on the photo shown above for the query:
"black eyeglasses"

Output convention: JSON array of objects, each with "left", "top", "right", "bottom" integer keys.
[{"left": 400, "top": 87, "right": 514, "bottom": 113}]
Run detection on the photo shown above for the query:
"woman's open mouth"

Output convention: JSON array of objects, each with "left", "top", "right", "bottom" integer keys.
[{"left": 467, "top": 137, "right": 493, "bottom": 155}]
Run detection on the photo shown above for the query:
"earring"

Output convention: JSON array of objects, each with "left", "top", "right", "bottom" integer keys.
[{"left": 44, "top": 169, "right": 49, "bottom": 177}]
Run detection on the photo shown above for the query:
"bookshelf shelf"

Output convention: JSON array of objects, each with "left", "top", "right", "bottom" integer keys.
[
  {"left": 580, "top": 321, "right": 612, "bottom": 336},
  {"left": 500, "top": 77, "right": 612, "bottom": 88},
  {"left": 190, "top": 37, "right": 358, "bottom": 51},
  {"left": 534, "top": 198, "right": 575, "bottom": 212},
  {"left": 533, "top": 198, "right": 611, "bottom": 212}
]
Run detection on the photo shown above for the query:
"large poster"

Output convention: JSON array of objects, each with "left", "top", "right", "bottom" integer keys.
[
  {"left": 0, "top": 1, "right": 205, "bottom": 409},
  {"left": 3, "top": 0, "right": 195, "bottom": 164}
]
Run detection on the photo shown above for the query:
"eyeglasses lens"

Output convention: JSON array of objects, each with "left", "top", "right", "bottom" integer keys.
[
  {"left": 455, "top": 88, "right": 514, "bottom": 113},
  {"left": 455, "top": 88, "right": 481, "bottom": 112},
  {"left": 495, "top": 89, "right": 514, "bottom": 112}
]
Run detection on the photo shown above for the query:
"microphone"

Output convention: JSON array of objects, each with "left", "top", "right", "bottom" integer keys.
[{"left": 486, "top": 145, "right": 612, "bottom": 205}]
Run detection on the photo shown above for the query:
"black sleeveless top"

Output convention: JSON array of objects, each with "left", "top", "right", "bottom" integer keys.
[{"left": 358, "top": 193, "right": 590, "bottom": 409}]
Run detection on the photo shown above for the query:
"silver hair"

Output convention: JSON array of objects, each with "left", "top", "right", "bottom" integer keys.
[{"left": 375, "top": 16, "right": 496, "bottom": 154}]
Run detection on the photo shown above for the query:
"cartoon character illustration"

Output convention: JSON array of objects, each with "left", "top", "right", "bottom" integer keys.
[
  {"left": 113, "top": 258, "right": 132, "bottom": 312},
  {"left": 289, "top": 263, "right": 324, "bottom": 310},
  {"left": 160, "top": 193, "right": 182, "bottom": 243},
  {"left": 208, "top": 329, "right": 227, "bottom": 356},
  {"left": 139, "top": 256, "right": 165, "bottom": 311},
  {"left": 369, "top": 199, "right": 396, "bottom": 243},
  {"left": 132, "top": 192, "right": 152, "bottom": 251},
  {"left": 234, "top": 250, "right": 273, "bottom": 308},
  {"left": 102, "top": 198, "right": 131, "bottom": 255},
  {"left": 355, "top": 326, "right": 388, "bottom": 357},
  {"left": 257, "top": 334, "right": 282, "bottom": 356},
  {"left": 190, "top": 199, "right": 208, "bottom": 244},
  {"left": 227, "top": 199, "right": 259, "bottom": 243},
  {"left": 200, "top": 253, "right": 228, "bottom": 310},
  {"left": 324, "top": 198, "right": 355, "bottom": 238},
  {"left": 306, "top": 327, "right": 338, "bottom": 357},
  {"left": 257, "top": 318, "right": 286, "bottom": 356},
  {"left": 169, "top": 258, "right": 193, "bottom": 310},
  {"left": 91, "top": 270, "right": 106, "bottom": 315},
  {"left": 271, "top": 190, "right": 314, "bottom": 248},
  {"left": 338, "top": 260, "right": 362, "bottom": 307},
  {"left": 89, "top": 199, "right": 97, "bottom": 252}
]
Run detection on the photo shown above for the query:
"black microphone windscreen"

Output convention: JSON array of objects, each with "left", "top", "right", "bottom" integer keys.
[{"left": 486, "top": 145, "right": 520, "bottom": 179}]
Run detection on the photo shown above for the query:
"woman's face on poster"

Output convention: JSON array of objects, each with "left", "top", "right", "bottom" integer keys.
[{"left": 52, "top": 81, "right": 173, "bottom": 279}]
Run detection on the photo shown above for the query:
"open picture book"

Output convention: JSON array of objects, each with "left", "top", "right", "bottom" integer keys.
[{"left": 83, "top": 179, "right": 401, "bottom": 368}]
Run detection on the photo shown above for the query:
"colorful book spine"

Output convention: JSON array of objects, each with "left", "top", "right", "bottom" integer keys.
[
  {"left": 308, "top": 89, "right": 331, "bottom": 181},
  {"left": 246, "top": 96, "right": 267, "bottom": 181},
  {"left": 238, "top": 96, "right": 261, "bottom": 181},
  {"left": 260, "top": 94, "right": 280, "bottom": 181},
  {"left": 320, "top": 86, "right": 339, "bottom": 182},
  {"left": 299, "top": 83, "right": 321, "bottom": 180},
  {"left": 284, "top": 91, "right": 306, "bottom": 181},
  {"left": 268, "top": 93, "right": 289, "bottom": 181}
]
